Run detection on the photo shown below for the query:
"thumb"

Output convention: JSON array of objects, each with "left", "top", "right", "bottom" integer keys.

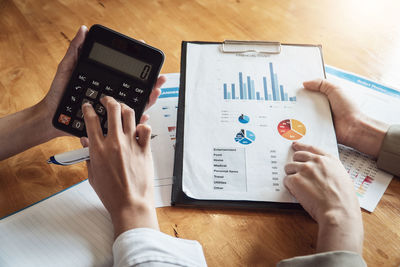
[
  {"left": 80, "top": 136, "right": 94, "bottom": 183},
  {"left": 57, "top": 25, "right": 88, "bottom": 73},
  {"left": 136, "top": 124, "right": 152, "bottom": 148},
  {"left": 303, "top": 79, "right": 323, "bottom": 92},
  {"left": 303, "top": 79, "right": 340, "bottom": 97}
]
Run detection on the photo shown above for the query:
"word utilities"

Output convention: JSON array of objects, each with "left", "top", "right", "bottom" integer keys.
[{"left": 53, "top": 24, "right": 164, "bottom": 137}]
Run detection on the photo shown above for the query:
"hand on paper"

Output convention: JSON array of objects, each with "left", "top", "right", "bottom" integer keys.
[
  {"left": 284, "top": 142, "right": 363, "bottom": 254},
  {"left": 303, "top": 79, "right": 388, "bottom": 157},
  {"left": 81, "top": 96, "right": 159, "bottom": 239}
]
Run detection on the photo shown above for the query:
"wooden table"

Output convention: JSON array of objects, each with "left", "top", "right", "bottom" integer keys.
[{"left": 1, "top": 0, "right": 399, "bottom": 266}]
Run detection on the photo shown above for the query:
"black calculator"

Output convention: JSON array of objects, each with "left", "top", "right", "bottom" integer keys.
[{"left": 53, "top": 24, "right": 164, "bottom": 137}]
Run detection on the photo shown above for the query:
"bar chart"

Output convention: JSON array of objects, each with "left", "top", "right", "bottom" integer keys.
[{"left": 223, "top": 62, "right": 297, "bottom": 102}]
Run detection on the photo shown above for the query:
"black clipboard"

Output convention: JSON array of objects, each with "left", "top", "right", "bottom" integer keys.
[{"left": 171, "top": 41, "right": 326, "bottom": 210}]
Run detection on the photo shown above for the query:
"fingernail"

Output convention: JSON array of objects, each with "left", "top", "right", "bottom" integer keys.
[
  {"left": 292, "top": 142, "right": 299, "bottom": 150},
  {"left": 82, "top": 103, "right": 91, "bottom": 110}
]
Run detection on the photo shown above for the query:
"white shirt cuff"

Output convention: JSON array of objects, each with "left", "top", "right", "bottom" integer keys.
[{"left": 113, "top": 228, "right": 207, "bottom": 267}]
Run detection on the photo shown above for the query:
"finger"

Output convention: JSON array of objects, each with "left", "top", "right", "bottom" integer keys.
[
  {"left": 140, "top": 114, "right": 149, "bottom": 124},
  {"left": 292, "top": 142, "right": 325, "bottom": 155},
  {"left": 145, "top": 75, "right": 166, "bottom": 111},
  {"left": 146, "top": 88, "right": 162, "bottom": 110},
  {"left": 58, "top": 25, "right": 88, "bottom": 73},
  {"left": 293, "top": 151, "right": 316, "bottom": 162},
  {"left": 154, "top": 75, "right": 167, "bottom": 91},
  {"left": 80, "top": 135, "right": 94, "bottom": 185},
  {"left": 82, "top": 103, "right": 103, "bottom": 143},
  {"left": 100, "top": 96, "right": 122, "bottom": 135},
  {"left": 303, "top": 79, "right": 323, "bottom": 92},
  {"left": 303, "top": 79, "right": 340, "bottom": 97},
  {"left": 121, "top": 103, "right": 136, "bottom": 134},
  {"left": 80, "top": 137, "right": 89, "bottom": 148},
  {"left": 284, "top": 162, "right": 303, "bottom": 175},
  {"left": 135, "top": 124, "right": 152, "bottom": 148},
  {"left": 283, "top": 174, "right": 300, "bottom": 196},
  {"left": 283, "top": 174, "right": 314, "bottom": 204}
]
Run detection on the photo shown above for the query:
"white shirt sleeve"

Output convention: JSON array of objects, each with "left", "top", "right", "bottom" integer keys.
[
  {"left": 112, "top": 228, "right": 207, "bottom": 267},
  {"left": 277, "top": 251, "right": 366, "bottom": 267}
]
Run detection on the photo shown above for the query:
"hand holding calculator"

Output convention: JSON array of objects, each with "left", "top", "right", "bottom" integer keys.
[{"left": 53, "top": 24, "right": 164, "bottom": 137}]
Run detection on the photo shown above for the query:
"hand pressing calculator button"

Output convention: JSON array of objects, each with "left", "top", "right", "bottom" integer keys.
[{"left": 52, "top": 24, "right": 164, "bottom": 137}]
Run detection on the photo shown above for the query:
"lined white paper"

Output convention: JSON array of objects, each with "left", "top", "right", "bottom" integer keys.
[
  {"left": 0, "top": 181, "right": 113, "bottom": 267},
  {"left": 0, "top": 73, "right": 180, "bottom": 266}
]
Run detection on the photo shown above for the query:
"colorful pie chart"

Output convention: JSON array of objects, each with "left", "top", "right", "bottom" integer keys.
[
  {"left": 234, "top": 129, "right": 256, "bottom": 145},
  {"left": 277, "top": 119, "right": 306, "bottom": 140}
]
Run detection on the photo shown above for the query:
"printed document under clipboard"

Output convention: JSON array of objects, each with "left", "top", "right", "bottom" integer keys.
[{"left": 172, "top": 40, "right": 339, "bottom": 209}]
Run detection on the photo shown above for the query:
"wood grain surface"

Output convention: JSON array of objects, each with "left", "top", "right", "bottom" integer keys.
[{"left": 0, "top": 0, "right": 399, "bottom": 266}]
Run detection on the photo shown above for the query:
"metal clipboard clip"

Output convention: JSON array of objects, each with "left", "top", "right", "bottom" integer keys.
[{"left": 222, "top": 40, "right": 281, "bottom": 54}]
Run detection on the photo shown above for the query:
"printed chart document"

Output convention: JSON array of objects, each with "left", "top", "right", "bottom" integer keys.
[
  {"left": 326, "top": 65, "right": 400, "bottom": 211},
  {"left": 182, "top": 43, "right": 338, "bottom": 202},
  {"left": 147, "top": 73, "right": 180, "bottom": 181},
  {"left": 0, "top": 73, "right": 180, "bottom": 267}
]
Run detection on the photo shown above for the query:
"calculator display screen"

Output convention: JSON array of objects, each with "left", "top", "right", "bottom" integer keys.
[{"left": 88, "top": 42, "right": 152, "bottom": 81}]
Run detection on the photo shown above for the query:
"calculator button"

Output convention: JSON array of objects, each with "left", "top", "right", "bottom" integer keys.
[
  {"left": 85, "top": 88, "right": 98, "bottom": 99},
  {"left": 134, "top": 87, "right": 144, "bottom": 94},
  {"left": 82, "top": 99, "right": 94, "bottom": 106},
  {"left": 122, "top": 82, "right": 131, "bottom": 89},
  {"left": 91, "top": 80, "right": 100, "bottom": 87},
  {"left": 132, "top": 96, "right": 140, "bottom": 103},
  {"left": 104, "top": 85, "right": 114, "bottom": 94},
  {"left": 70, "top": 95, "right": 79, "bottom": 103},
  {"left": 100, "top": 93, "right": 107, "bottom": 99},
  {"left": 76, "top": 109, "right": 84, "bottom": 119},
  {"left": 71, "top": 120, "right": 84, "bottom": 131},
  {"left": 58, "top": 114, "right": 71, "bottom": 125},
  {"left": 117, "top": 90, "right": 128, "bottom": 99},
  {"left": 78, "top": 74, "right": 87, "bottom": 82},
  {"left": 73, "top": 85, "right": 83, "bottom": 92},
  {"left": 95, "top": 104, "right": 106, "bottom": 115},
  {"left": 65, "top": 105, "right": 73, "bottom": 113}
]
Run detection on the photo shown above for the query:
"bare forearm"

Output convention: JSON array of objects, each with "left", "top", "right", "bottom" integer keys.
[
  {"left": 0, "top": 103, "right": 59, "bottom": 160},
  {"left": 317, "top": 211, "right": 364, "bottom": 254},
  {"left": 348, "top": 115, "right": 389, "bottom": 158},
  {"left": 111, "top": 201, "right": 159, "bottom": 240}
]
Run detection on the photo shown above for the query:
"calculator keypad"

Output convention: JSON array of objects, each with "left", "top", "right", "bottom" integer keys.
[{"left": 54, "top": 66, "right": 150, "bottom": 137}]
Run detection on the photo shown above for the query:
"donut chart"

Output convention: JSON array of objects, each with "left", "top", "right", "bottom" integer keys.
[{"left": 277, "top": 119, "right": 306, "bottom": 140}]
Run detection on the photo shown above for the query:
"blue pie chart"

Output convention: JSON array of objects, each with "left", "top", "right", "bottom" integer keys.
[
  {"left": 234, "top": 129, "right": 256, "bottom": 145},
  {"left": 238, "top": 114, "right": 250, "bottom": 124}
]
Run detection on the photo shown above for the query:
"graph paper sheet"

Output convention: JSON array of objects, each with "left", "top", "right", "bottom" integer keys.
[
  {"left": 326, "top": 65, "right": 400, "bottom": 212},
  {"left": 181, "top": 43, "right": 338, "bottom": 202}
]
